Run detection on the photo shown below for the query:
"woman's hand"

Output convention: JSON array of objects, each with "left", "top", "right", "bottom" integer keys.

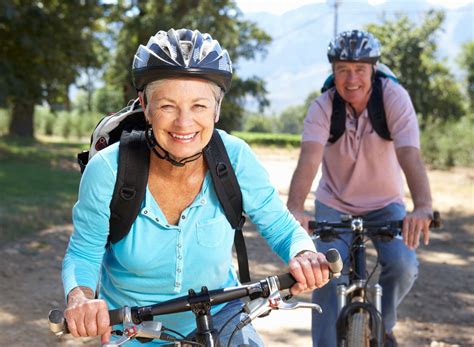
[
  {"left": 64, "top": 286, "right": 111, "bottom": 344},
  {"left": 288, "top": 251, "right": 330, "bottom": 295}
]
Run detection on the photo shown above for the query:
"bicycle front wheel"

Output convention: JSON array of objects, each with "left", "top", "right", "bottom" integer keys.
[{"left": 346, "top": 312, "right": 370, "bottom": 347}]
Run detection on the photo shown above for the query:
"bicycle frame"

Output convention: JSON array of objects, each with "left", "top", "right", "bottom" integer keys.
[{"left": 333, "top": 217, "right": 384, "bottom": 347}]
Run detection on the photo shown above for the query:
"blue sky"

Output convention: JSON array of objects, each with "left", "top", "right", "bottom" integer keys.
[{"left": 235, "top": 0, "right": 474, "bottom": 15}]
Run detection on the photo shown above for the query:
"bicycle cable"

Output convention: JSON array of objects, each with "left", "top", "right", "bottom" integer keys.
[
  {"left": 161, "top": 325, "right": 186, "bottom": 339},
  {"left": 216, "top": 306, "right": 246, "bottom": 346},
  {"left": 226, "top": 325, "right": 241, "bottom": 347}
]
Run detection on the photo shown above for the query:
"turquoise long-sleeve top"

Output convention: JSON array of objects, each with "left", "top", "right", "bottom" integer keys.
[{"left": 62, "top": 130, "right": 316, "bottom": 343}]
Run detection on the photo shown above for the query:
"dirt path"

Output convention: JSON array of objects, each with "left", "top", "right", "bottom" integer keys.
[{"left": 0, "top": 148, "right": 473, "bottom": 346}]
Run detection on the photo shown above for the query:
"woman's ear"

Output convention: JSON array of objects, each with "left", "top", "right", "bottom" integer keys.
[
  {"left": 138, "top": 91, "right": 146, "bottom": 110},
  {"left": 138, "top": 91, "right": 152, "bottom": 124}
]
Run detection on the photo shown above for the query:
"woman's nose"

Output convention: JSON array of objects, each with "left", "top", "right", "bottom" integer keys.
[{"left": 175, "top": 109, "right": 194, "bottom": 126}]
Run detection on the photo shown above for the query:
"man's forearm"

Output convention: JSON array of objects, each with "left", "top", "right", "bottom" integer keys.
[
  {"left": 287, "top": 167, "right": 316, "bottom": 211},
  {"left": 287, "top": 142, "right": 324, "bottom": 211},
  {"left": 396, "top": 147, "right": 432, "bottom": 209}
]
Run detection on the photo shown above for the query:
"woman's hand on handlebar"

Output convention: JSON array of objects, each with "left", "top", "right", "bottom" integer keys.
[
  {"left": 64, "top": 286, "right": 111, "bottom": 344},
  {"left": 403, "top": 206, "right": 433, "bottom": 249},
  {"left": 288, "top": 251, "right": 330, "bottom": 295}
]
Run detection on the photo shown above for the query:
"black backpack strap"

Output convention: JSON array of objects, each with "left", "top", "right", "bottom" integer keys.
[
  {"left": 203, "top": 130, "right": 250, "bottom": 283},
  {"left": 108, "top": 129, "right": 150, "bottom": 244},
  {"left": 329, "top": 90, "right": 347, "bottom": 144},
  {"left": 367, "top": 77, "right": 391, "bottom": 141}
]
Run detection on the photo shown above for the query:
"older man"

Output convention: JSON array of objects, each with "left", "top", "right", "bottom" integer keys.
[{"left": 287, "top": 30, "right": 433, "bottom": 347}]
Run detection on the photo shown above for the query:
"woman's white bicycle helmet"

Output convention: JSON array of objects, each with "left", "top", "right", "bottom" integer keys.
[{"left": 132, "top": 28, "right": 233, "bottom": 92}]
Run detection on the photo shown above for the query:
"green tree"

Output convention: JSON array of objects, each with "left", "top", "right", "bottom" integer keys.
[
  {"left": 276, "top": 90, "right": 319, "bottom": 134},
  {"left": 458, "top": 41, "right": 474, "bottom": 109},
  {"left": 93, "top": 86, "right": 124, "bottom": 115},
  {"left": 104, "top": 0, "right": 271, "bottom": 132},
  {"left": 0, "top": 0, "right": 106, "bottom": 137},
  {"left": 243, "top": 113, "right": 274, "bottom": 133},
  {"left": 366, "top": 10, "right": 465, "bottom": 123}
]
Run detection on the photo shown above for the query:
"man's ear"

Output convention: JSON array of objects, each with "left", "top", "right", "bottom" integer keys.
[{"left": 214, "top": 100, "right": 222, "bottom": 123}]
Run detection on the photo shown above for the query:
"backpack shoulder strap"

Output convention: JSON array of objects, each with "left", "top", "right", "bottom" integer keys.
[
  {"left": 108, "top": 129, "right": 150, "bottom": 244},
  {"left": 203, "top": 130, "right": 250, "bottom": 283},
  {"left": 329, "top": 90, "right": 347, "bottom": 144},
  {"left": 367, "top": 77, "right": 391, "bottom": 141}
]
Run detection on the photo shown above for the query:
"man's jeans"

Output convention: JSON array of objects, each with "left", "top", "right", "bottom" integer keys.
[{"left": 311, "top": 201, "right": 418, "bottom": 347}]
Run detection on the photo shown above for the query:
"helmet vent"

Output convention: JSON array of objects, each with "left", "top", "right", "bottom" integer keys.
[
  {"left": 181, "top": 41, "right": 192, "bottom": 65},
  {"left": 350, "top": 39, "right": 356, "bottom": 52}
]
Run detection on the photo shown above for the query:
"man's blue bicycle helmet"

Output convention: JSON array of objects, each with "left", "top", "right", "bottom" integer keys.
[
  {"left": 132, "top": 28, "right": 233, "bottom": 92},
  {"left": 327, "top": 30, "right": 381, "bottom": 64}
]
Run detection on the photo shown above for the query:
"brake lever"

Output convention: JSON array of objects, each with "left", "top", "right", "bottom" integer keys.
[
  {"left": 104, "top": 307, "right": 164, "bottom": 346},
  {"left": 276, "top": 298, "right": 322, "bottom": 314}
]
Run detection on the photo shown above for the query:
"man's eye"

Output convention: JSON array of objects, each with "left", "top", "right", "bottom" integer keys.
[
  {"left": 161, "top": 105, "right": 174, "bottom": 110},
  {"left": 194, "top": 104, "right": 207, "bottom": 109}
]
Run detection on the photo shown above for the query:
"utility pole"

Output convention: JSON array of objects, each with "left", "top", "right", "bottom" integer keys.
[{"left": 333, "top": 0, "right": 342, "bottom": 38}]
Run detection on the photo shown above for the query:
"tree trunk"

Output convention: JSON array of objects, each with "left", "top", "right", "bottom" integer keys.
[{"left": 8, "top": 99, "right": 35, "bottom": 138}]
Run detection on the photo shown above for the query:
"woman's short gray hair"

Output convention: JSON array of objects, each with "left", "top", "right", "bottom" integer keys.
[{"left": 144, "top": 78, "right": 224, "bottom": 117}]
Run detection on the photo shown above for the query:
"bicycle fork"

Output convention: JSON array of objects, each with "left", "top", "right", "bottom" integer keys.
[{"left": 336, "top": 282, "right": 383, "bottom": 315}]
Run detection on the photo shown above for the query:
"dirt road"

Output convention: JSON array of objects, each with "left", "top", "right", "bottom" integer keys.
[{"left": 0, "top": 147, "right": 473, "bottom": 346}]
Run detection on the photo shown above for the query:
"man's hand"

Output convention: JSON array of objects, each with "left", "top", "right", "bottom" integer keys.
[
  {"left": 288, "top": 251, "right": 330, "bottom": 295},
  {"left": 402, "top": 206, "right": 433, "bottom": 249},
  {"left": 289, "top": 210, "right": 313, "bottom": 234}
]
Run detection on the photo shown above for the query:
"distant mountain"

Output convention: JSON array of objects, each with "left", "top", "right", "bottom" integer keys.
[{"left": 237, "top": 1, "right": 474, "bottom": 114}]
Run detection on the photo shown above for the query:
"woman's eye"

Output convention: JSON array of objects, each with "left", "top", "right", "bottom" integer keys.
[
  {"left": 161, "top": 105, "right": 174, "bottom": 111},
  {"left": 194, "top": 104, "right": 207, "bottom": 110}
]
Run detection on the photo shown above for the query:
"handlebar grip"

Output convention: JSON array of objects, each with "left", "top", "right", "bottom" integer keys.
[
  {"left": 326, "top": 248, "right": 343, "bottom": 277},
  {"left": 276, "top": 273, "right": 297, "bottom": 290},
  {"left": 277, "top": 248, "right": 343, "bottom": 290},
  {"left": 48, "top": 308, "right": 125, "bottom": 336},
  {"left": 431, "top": 211, "right": 441, "bottom": 228},
  {"left": 48, "top": 309, "right": 69, "bottom": 335},
  {"left": 109, "top": 308, "right": 124, "bottom": 326}
]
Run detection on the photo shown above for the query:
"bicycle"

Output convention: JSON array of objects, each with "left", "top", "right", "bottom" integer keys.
[
  {"left": 49, "top": 249, "right": 343, "bottom": 347},
  {"left": 308, "top": 211, "right": 441, "bottom": 347}
]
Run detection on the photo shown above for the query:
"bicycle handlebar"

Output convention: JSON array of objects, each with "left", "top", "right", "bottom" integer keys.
[
  {"left": 308, "top": 211, "right": 441, "bottom": 234},
  {"left": 49, "top": 249, "right": 342, "bottom": 336}
]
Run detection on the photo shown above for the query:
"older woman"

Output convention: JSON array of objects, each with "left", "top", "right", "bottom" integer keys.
[{"left": 62, "top": 28, "right": 330, "bottom": 346}]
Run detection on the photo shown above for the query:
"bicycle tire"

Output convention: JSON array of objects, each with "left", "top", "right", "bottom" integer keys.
[{"left": 346, "top": 312, "right": 370, "bottom": 347}]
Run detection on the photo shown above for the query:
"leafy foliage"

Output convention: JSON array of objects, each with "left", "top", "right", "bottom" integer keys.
[
  {"left": 242, "top": 112, "right": 275, "bottom": 133},
  {"left": 93, "top": 86, "right": 125, "bottom": 115},
  {"left": 366, "top": 11, "right": 466, "bottom": 123},
  {"left": 458, "top": 41, "right": 474, "bottom": 109},
  {"left": 0, "top": 0, "right": 107, "bottom": 136},
  {"left": 232, "top": 131, "right": 300, "bottom": 147},
  {"left": 420, "top": 113, "right": 474, "bottom": 168}
]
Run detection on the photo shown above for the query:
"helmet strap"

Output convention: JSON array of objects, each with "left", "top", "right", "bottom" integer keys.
[{"left": 145, "top": 126, "right": 203, "bottom": 167}]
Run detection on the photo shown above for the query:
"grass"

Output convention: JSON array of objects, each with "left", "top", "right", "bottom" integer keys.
[{"left": 0, "top": 136, "right": 86, "bottom": 243}]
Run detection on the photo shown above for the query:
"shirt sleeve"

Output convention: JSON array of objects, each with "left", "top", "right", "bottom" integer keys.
[
  {"left": 222, "top": 133, "right": 316, "bottom": 263},
  {"left": 302, "top": 91, "right": 333, "bottom": 145},
  {"left": 383, "top": 79, "right": 420, "bottom": 149},
  {"left": 62, "top": 150, "right": 116, "bottom": 299}
]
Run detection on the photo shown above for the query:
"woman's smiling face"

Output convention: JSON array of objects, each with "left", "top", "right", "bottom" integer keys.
[{"left": 142, "top": 78, "right": 221, "bottom": 161}]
